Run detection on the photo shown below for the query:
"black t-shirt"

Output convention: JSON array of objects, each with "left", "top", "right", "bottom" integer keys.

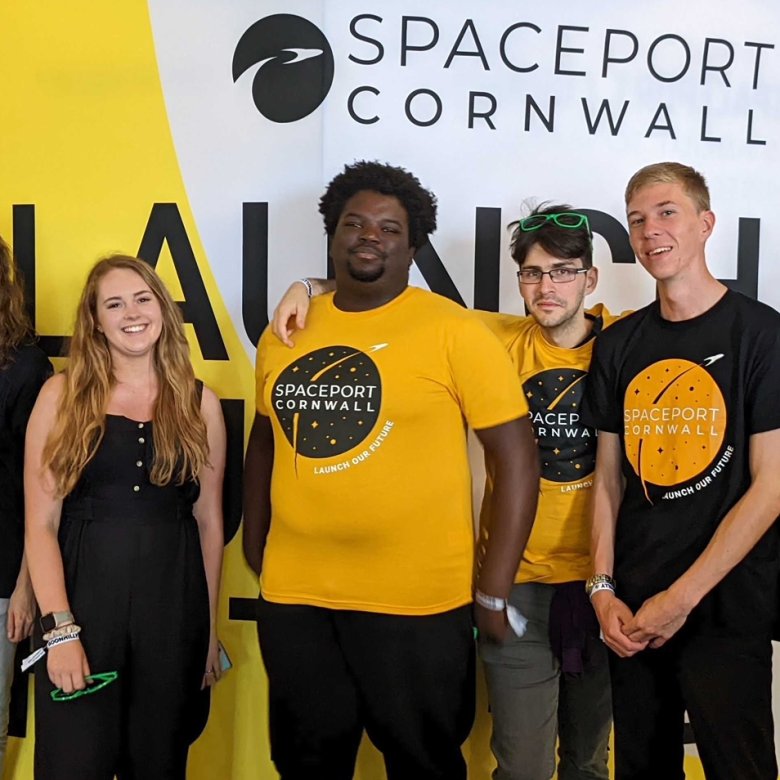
[
  {"left": 0, "top": 343, "right": 52, "bottom": 597},
  {"left": 581, "top": 290, "right": 780, "bottom": 636}
]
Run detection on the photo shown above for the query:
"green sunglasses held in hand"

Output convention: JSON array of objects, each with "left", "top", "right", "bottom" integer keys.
[{"left": 50, "top": 671, "right": 119, "bottom": 702}]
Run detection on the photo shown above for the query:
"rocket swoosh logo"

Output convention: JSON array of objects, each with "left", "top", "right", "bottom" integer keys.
[
  {"left": 254, "top": 48, "right": 324, "bottom": 70},
  {"left": 624, "top": 356, "right": 728, "bottom": 503},
  {"left": 233, "top": 14, "right": 334, "bottom": 123},
  {"left": 278, "top": 47, "right": 323, "bottom": 64}
]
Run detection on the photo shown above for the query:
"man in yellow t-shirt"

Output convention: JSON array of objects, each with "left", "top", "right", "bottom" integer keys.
[
  {"left": 476, "top": 206, "right": 617, "bottom": 780},
  {"left": 272, "top": 204, "right": 617, "bottom": 780},
  {"left": 243, "top": 161, "right": 539, "bottom": 780}
]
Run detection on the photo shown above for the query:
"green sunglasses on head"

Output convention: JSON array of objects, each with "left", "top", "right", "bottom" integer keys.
[{"left": 518, "top": 212, "right": 590, "bottom": 233}]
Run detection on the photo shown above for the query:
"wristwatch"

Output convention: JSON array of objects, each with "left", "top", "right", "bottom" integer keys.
[
  {"left": 40, "top": 610, "right": 75, "bottom": 633},
  {"left": 585, "top": 574, "right": 616, "bottom": 598}
]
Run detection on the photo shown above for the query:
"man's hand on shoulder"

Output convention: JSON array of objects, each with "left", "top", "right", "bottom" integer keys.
[
  {"left": 591, "top": 590, "right": 649, "bottom": 658},
  {"left": 271, "top": 278, "right": 336, "bottom": 347},
  {"left": 272, "top": 281, "right": 312, "bottom": 348}
]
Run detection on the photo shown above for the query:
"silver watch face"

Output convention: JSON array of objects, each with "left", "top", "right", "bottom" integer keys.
[{"left": 52, "top": 611, "right": 74, "bottom": 627}]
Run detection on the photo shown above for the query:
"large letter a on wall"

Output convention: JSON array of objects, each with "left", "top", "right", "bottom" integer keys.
[{"left": 138, "top": 203, "right": 228, "bottom": 360}]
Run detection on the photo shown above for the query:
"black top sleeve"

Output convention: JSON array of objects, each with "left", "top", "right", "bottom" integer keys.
[
  {"left": 7, "top": 345, "right": 53, "bottom": 444},
  {"left": 744, "top": 310, "right": 780, "bottom": 435},
  {"left": 580, "top": 330, "right": 623, "bottom": 434}
]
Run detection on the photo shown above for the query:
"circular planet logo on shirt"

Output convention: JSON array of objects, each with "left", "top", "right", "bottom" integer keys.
[
  {"left": 523, "top": 368, "right": 595, "bottom": 482},
  {"left": 623, "top": 355, "right": 727, "bottom": 500},
  {"left": 272, "top": 345, "right": 383, "bottom": 458}
]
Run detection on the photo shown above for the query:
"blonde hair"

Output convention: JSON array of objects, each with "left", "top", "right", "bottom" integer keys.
[
  {"left": 43, "top": 255, "right": 209, "bottom": 496},
  {"left": 625, "top": 162, "right": 711, "bottom": 213},
  {"left": 0, "top": 235, "right": 34, "bottom": 366}
]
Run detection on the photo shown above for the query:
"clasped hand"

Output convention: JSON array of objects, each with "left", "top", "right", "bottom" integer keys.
[{"left": 592, "top": 588, "right": 692, "bottom": 657}]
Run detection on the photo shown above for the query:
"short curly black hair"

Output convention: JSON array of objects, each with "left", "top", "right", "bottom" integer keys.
[
  {"left": 510, "top": 203, "right": 593, "bottom": 269},
  {"left": 319, "top": 160, "right": 437, "bottom": 250}
]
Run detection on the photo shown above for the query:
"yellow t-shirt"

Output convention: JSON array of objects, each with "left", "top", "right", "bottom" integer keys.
[
  {"left": 255, "top": 286, "right": 528, "bottom": 615},
  {"left": 476, "top": 304, "right": 619, "bottom": 583}
]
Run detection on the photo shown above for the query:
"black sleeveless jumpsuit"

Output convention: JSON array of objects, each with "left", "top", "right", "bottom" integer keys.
[{"left": 34, "top": 415, "right": 210, "bottom": 780}]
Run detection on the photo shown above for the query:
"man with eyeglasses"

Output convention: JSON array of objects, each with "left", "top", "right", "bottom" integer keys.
[
  {"left": 474, "top": 204, "right": 615, "bottom": 780},
  {"left": 272, "top": 202, "right": 617, "bottom": 780},
  {"left": 581, "top": 162, "right": 780, "bottom": 780}
]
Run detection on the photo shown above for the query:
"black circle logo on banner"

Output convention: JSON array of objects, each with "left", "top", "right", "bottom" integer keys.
[
  {"left": 523, "top": 368, "right": 595, "bottom": 482},
  {"left": 272, "top": 346, "right": 382, "bottom": 459},
  {"left": 232, "top": 14, "right": 334, "bottom": 123}
]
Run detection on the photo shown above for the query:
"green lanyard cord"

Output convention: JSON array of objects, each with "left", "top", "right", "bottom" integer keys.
[{"left": 50, "top": 671, "right": 119, "bottom": 702}]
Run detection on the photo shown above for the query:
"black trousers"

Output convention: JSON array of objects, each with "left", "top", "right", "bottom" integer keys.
[
  {"left": 256, "top": 599, "right": 475, "bottom": 780},
  {"left": 610, "top": 630, "right": 776, "bottom": 780},
  {"left": 34, "top": 510, "right": 209, "bottom": 780}
]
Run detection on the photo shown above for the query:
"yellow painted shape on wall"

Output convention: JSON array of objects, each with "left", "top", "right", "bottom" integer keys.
[{"left": 0, "top": 2, "right": 266, "bottom": 779}]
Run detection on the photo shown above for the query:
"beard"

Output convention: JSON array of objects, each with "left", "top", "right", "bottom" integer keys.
[{"left": 346, "top": 257, "right": 385, "bottom": 283}]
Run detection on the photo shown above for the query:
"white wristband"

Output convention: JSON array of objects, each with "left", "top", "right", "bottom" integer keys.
[
  {"left": 474, "top": 591, "right": 528, "bottom": 638},
  {"left": 474, "top": 590, "right": 506, "bottom": 611},
  {"left": 46, "top": 633, "right": 81, "bottom": 650},
  {"left": 588, "top": 582, "right": 616, "bottom": 600}
]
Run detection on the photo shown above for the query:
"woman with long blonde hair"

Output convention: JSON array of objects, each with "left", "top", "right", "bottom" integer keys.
[{"left": 25, "top": 255, "right": 225, "bottom": 779}]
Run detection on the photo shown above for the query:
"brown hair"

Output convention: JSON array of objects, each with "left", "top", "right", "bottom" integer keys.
[
  {"left": 625, "top": 162, "right": 711, "bottom": 213},
  {"left": 0, "top": 235, "right": 34, "bottom": 365},
  {"left": 42, "top": 255, "right": 209, "bottom": 496},
  {"left": 509, "top": 203, "right": 593, "bottom": 269}
]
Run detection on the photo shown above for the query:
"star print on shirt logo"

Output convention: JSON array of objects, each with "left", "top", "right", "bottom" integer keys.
[
  {"left": 272, "top": 345, "right": 385, "bottom": 459},
  {"left": 523, "top": 368, "right": 595, "bottom": 483}
]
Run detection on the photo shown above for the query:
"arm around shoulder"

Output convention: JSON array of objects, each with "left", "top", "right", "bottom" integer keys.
[{"left": 272, "top": 278, "right": 335, "bottom": 347}]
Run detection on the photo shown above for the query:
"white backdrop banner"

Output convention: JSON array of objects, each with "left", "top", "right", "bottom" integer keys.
[{"left": 150, "top": 0, "right": 779, "bottom": 347}]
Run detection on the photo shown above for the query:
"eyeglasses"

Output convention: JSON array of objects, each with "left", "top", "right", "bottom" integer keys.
[
  {"left": 50, "top": 671, "right": 119, "bottom": 702},
  {"left": 517, "top": 268, "right": 589, "bottom": 284},
  {"left": 518, "top": 212, "right": 590, "bottom": 233}
]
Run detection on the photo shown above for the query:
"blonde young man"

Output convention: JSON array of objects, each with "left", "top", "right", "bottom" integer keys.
[
  {"left": 273, "top": 203, "right": 617, "bottom": 780},
  {"left": 582, "top": 162, "right": 780, "bottom": 780}
]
